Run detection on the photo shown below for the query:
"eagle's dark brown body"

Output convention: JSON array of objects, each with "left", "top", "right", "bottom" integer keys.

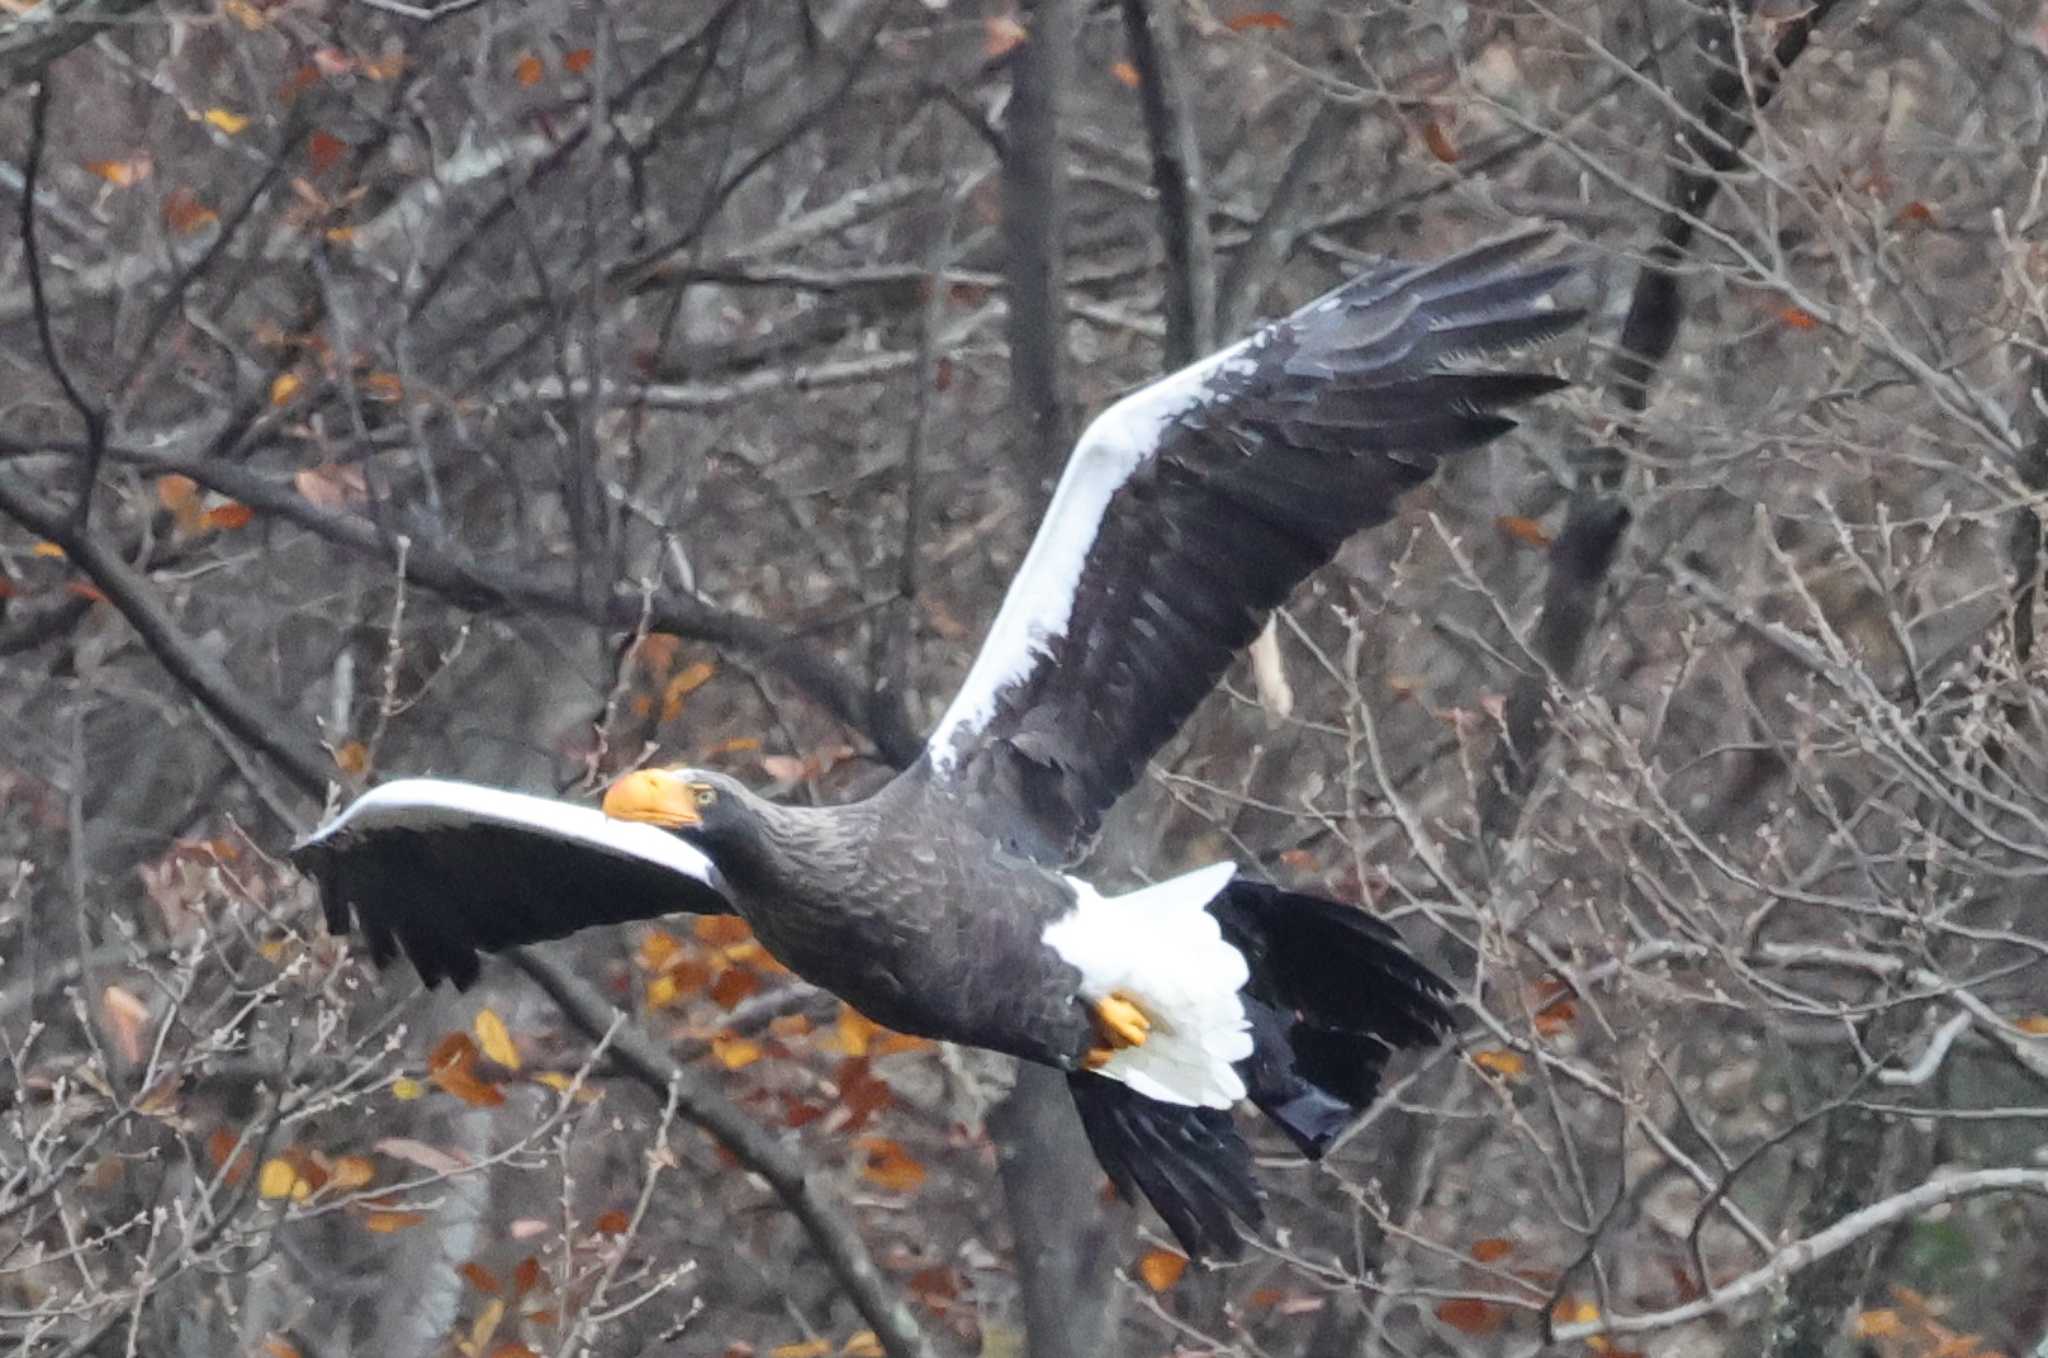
[{"left": 703, "top": 768, "right": 1093, "bottom": 1068}]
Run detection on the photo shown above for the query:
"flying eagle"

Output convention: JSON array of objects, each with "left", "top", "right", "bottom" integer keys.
[{"left": 294, "top": 229, "right": 1578, "bottom": 1260}]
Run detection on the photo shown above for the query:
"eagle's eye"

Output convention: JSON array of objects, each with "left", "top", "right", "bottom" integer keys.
[{"left": 692, "top": 784, "right": 718, "bottom": 808}]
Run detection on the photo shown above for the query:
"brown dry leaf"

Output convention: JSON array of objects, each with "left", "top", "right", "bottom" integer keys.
[
  {"left": 2013, "top": 1014, "right": 2048, "bottom": 1035},
  {"left": 1496, "top": 514, "right": 1552, "bottom": 548},
  {"left": 485, "top": 1345, "right": 537, "bottom": 1358},
  {"left": 592, "top": 1208, "right": 631, "bottom": 1235},
  {"left": 203, "top": 107, "right": 251, "bottom": 135},
  {"left": 294, "top": 463, "right": 368, "bottom": 508},
  {"left": 222, "top": 0, "right": 269, "bottom": 28},
  {"left": 1109, "top": 59, "right": 1140, "bottom": 88},
  {"left": 1224, "top": 10, "right": 1290, "bottom": 29},
  {"left": 983, "top": 15, "right": 1028, "bottom": 57},
  {"left": 1472, "top": 1048, "right": 1526, "bottom": 1078},
  {"left": 333, "top": 740, "right": 370, "bottom": 777},
  {"left": 1422, "top": 119, "right": 1460, "bottom": 164},
  {"left": 362, "top": 371, "right": 404, "bottom": 402},
  {"left": 705, "top": 735, "right": 763, "bottom": 758},
  {"left": 363, "top": 1208, "right": 428, "bottom": 1232},
  {"left": 857, "top": 1137, "right": 926, "bottom": 1193},
  {"left": 85, "top": 156, "right": 152, "bottom": 187},
  {"left": 1434, "top": 1298, "right": 1503, "bottom": 1335},
  {"left": 162, "top": 187, "right": 218, "bottom": 235},
  {"left": 563, "top": 47, "right": 593, "bottom": 73},
  {"left": 307, "top": 130, "right": 348, "bottom": 174},
  {"left": 709, "top": 967, "right": 760, "bottom": 1010},
  {"left": 1534, "top": 995, "right": 1579, "bottom": 1037},
  {"left": 514, "top": 53, "right": 544, "bottom": 86},
  {"left": 474, "top": 1008, "right": 522, "bottom": 1071},
  {"left": 1469, "top": 1236, "right": 1514, "bottom": 1263},
  {"left": 1135, "top": 1247, "right": 1187, "bottom": 1292},
  {"left": 711, "top": 1033, "right": 763, "bottom": 1070},
  {"left": 261, "top": 1336, "right": 302, "bottom": 1358},
  {"left": 101, "top": 984, "right": 150, "bottom": 1064},
  {"left": 460, "top": 1262, "right": 503, "bottom": 1295}
]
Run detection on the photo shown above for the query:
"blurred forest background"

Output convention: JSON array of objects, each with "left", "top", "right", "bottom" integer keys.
[{"left": 5, "top": 0, "right": 2048, "bottom": 1355}]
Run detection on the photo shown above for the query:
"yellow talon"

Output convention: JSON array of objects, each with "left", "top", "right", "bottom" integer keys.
[{"left": 1095, "top": 992, "right": 1151, "bottom": 1049}]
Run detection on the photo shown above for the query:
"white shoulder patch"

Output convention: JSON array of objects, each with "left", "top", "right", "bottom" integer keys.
[
  {"left": 1042, "top": 861, "right": 1251, "bottom": 1108},
  {"left": 926, "top": 335, "right": 1260, "bottom": 772},
  {"left": 298, "top": 778, "right": 726, "bottom": 894}
]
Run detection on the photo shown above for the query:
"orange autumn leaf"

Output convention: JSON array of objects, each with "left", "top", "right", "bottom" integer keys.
[
  {"left": 637, "top": 928, "right": 683, "bottom": 970},
  {"left": 1553, "top": 1297, "right": 1599, "bottom": 1325},
  {"left": 695, "top": 915, "right": 754, "bottom": 947},
  {"left": 203, "top": 502, "right": 254, "bottom": 531},
  {"left": 485, "top": 1345, "right": 537, "bottom": 1358},
  {"left": 270, "top": 372, "right": 303, "bottom": 405},
  {"left": 261, "top": 1336, "right": 302, "bottom": 1358},
  {"left": 1497, "top": 514, "right": 1552, "bottom": 548},
  {"left": 65, "top": 581, "right": 109, "bottom": 604},
  {"left": 661, "top": 660, "right": 717, "bottom": 721},
  {"left": 474, "top": 1008, "right": 522, "bottom": 1070},
  {"left": 1435, "top": 1298, "right": 1504, "bottom": 1334},
  {"left": 1472, "top": 1048, "right": 1526, "bottom": 1078},
  {"left": 362, "top": 1208, "right": 428, "bottom": 1232},
  {"left": 838, "top": 1004, "right": 881, "bottom": 1057},
  {"left": 361, "top": 371, "right": 404, "bottom": 402},
  {"left": 769, "top": 1342, "right": 831, "bottom": 1358},
  {"left": 2013, "top": 1014, "right": 2048, "bottom": 1035},
  {"left": 1224, "top": 10, "right": 1290, "bottom": 30},
  {"left": 162, "top": 187, "right": 218, "bottom": 235},
  {"left": 1892, "top": 199, "right": 1936, "bottom": 227},
  {"left": 31, "top": 541, "right": 67, "bottom": 559},
  {"left": 1534, "top": 995, "right": 1579, "bottom": 1037},
  {"left": 983, "top": 15, "right": 1028, "bottom": 58},
  {"left": 1109, "top": 59, "right": 1140, "bottom": 88},
  {"left": 333, "top": 740, "right": 370, "bottom": 777},
  {"left": 857, "top": 1137, "right": 926, "bottom": 1193},
  {"left": 203, "top": 107, "right": 251, "bottom": 135},
  {"left": 1778, "top": 305, "right": 1819, "bottom": 331},
  {"left": 330, "top": 1155, "right": 375, "bottom": 1190},
  {"left": 704, "top": 735, "right": 762, "bottom": 758},
  {"left": 1135, "top": 1247, "right": 1187, "bottom": 1292},
  {"left": 1469, "top": 1236, "right": 1515, "bottom": 1263},
  {"left": 514, "top": 53, "right": 544, "bottom": 86},
  {"left": 86, "top": 156, "right": 152, "bottom": 187},
  {"left": 563, "top": 47, "right": 593, "bottom": 73}
]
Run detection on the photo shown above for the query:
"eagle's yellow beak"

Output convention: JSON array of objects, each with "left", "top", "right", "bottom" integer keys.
[{"left": 602, "top": 768, "right": 701, "bottom": 828}]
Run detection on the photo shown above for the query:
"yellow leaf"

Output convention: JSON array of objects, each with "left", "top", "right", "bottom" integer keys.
[
  {"left": 361, "top": 1208, "right": 427, "bottom": 1232},
  {"left": 203, "top": 107, "right": 251, "bottom": 135},
  {"left": 392, "top": 1076, "right": 424, "bottom": 1100},
  {"left": 222, "top": 0, "right": 268, "bottom": 29},
  {"left": 31, "top": 541, "right": 66, "bottom": 559},
  {"left": 2014, "top": 1014, "right": 2048, "bottom": 1035},
  {"left": 1135, "top": 1247, "right": 1187, "bottom": 1292},
  {"left": 259, "top": 1158, "right": 299, "bottom": 1200},
  {"left": 270, "top": 373, "right": 303, "bottom": 405},
  {"left": 474, "top": 1008, "right": 521, "bottom": 1071},
  {"left": 646, "top": 973, "right": 680, "bottom": 1009},
  {"left": 1552, "top": 1297, "right": 1599, "bottom": 1325},
  {"left": 535, "top": 1071, "right": 573, "bottom": 1092},
  {"left": 1472, "top": 1048, "right": 1526, "bottom": 1078},
  {"left": 840, "top": 1332, "right": 884, "bottom": 1358},
  {"left": 710, "top": 1033, "right": 762, "bottom": 1070},
  {"left": 769, "top": 1340, "right": 832, "bottom": 1358},
  {"left": 837, "top": 1004, "right": 880, "bottom": 1058},
  {"left": 1852, "top": 1310, "right": 1903, "bottom": 1339}
]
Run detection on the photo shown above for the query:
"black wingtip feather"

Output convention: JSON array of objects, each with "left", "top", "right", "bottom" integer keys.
[
  {"left": 1069, "top": 1073, "right": 1262, "bottom": 1262},
  {"left": 1211, "top": 881, "right": 1457, "bottom": 1158}
]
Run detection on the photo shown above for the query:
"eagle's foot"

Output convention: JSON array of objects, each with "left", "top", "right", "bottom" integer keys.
[{"left": 1082, "top": 992, "right": 1151, "bottom": 1070}]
